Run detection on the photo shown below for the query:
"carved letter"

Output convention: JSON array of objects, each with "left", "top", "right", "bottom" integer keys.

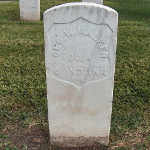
[
  {"left": 53, "top": 44, "right": 61, "bottom": 51},
  {"left": 77, "top": 27, "right": 86, "bottom": 35},
  {"left": 68, "top": 54, "right": 74, "bottom": 61},
  {"left": 54, "top": 67, "right": 60, "bottom": 74},
  {"left": 89, "top": 68, "right": 92, "bottom": 76},
  {"left": 97, "top": 40, "right": 105, "bottom": 46},
  {"left": 101, "top": 69, "right": 107, "bottom": 76},
  {"left": 85, "top": 54, "right": 92, "bottom": 61},
  {"left": 66, "top": 67, "right": 69, "bottom": 75},
  {"left": 100, "top": 46, "right": 108, "bottom": 51},
  {"left": 85, "top": 29, "right": 93, "bottom": 38},
  {"left": 76, "top": 54, "right": 81, "bottom": 61},
  {"left": 57, "top": 37, "right": 64, "bottom": 44},
  {"left": 93, "top": 33, "right": 99, "bottom": 41},
  {"left": 94, "top": 68, "right": 99, "bottom": 76},
  {"left": 64, "top": 28, "right": 75, "bottom": 38},
  {"left": 70, "top": 68, "right": 75, "bottom": 75},
  {"left": 53, "top": 51, "right": 60, "bottom": 57},
  {"left": 101, "top": 52, "right": 109, "bottom": 58},
  {"left": 77, "top": 68, "right": 83, "bottom": 75}
]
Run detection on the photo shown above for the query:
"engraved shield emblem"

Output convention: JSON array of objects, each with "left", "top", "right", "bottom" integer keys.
[{"left": 47, "top": 18, "right": 113, "bottom": 88}]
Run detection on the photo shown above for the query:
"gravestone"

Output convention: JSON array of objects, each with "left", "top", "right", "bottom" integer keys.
[
  {"left": 44, "top": 2, "right": 118, "bottom": 148},
  {"left": 82, "top": 0, "right": 103, "bottom": 4},
  {"left": 19, "top": 0, "right": 40, "bottom": 21}
]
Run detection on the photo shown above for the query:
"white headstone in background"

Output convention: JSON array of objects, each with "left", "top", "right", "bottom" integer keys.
[
  {"left": 44, "top": 2, "right": 118, "bottom": 148},
  {"left": 19, "top": 0, "right": 40, "bottom": 21},
  {"left": 82, "top": 0, "right": 103, "bottom": 4}
]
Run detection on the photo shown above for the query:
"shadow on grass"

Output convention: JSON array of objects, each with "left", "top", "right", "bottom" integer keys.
[{"left": 2, "top": 126, "right": 50, "bottom": 150}]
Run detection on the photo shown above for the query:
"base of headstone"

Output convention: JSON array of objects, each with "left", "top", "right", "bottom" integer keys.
[
  {"left": 51, "top": 146, "right": 106, "bottom": 150},
  {"left": 51, "top": 136, "right": 108, "bottom": 147}
]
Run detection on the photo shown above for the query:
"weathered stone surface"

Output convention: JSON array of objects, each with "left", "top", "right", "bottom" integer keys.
[
  {"left": 82, "top": 0, "right": 103, "bottom": 4},
  {"left": 44, "top": 2, "right": 118, "bottom": 147},
  {"left": 19, "top": 0, "right": 40, "bottom": 21}
]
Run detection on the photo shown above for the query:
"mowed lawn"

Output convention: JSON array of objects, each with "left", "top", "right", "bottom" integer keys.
[{"left": 0, "top": 0, "right": 150, "bottom": 149}]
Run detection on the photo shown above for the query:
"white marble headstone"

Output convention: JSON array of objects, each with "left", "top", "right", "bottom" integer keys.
[
  {"left": 19, "top": 0, "right": 40, "bottom": 21},
  {"left": 82, "top": 0, "right": 103, "bottom": 4},
  {"left": 44, "top": 2, "right": 118, "bottom": 148}
]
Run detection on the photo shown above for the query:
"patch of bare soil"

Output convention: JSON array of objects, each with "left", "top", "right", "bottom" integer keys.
[
  {"left": 4, "top": 125, "right": 108, "bottom": 150},
  {"left": 5, "top": 126, "right": 50, "bottom": 150},
  {"left": 3, "top": 123, "right": 149, "bottom": 150}
]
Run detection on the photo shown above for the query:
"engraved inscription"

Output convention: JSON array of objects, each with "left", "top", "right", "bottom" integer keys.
[
  {"left": 63, "top": 26, "right": 103, "bottom": 41},
  {"left": 68, "top": 54, "right": 92, "bottom": 61},
  {"left": 48, "top": 18, "right": 113, "bottom": 87},
  {"left": 66, "top": 67, "right": 107, "bottom": 76}
]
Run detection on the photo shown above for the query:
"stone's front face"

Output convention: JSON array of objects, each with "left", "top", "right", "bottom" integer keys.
[
  {"left": 19, "top": 0, "right": 40, "bottom": 21},
  {"left": 44, "top": 3, "right": 118, "bottom": 148},
  {"left": 82, "top": 0, "right": 103, "bottom": 4},
  {"left": 48, "top": 18, "right": 112, "bottom": 88}
]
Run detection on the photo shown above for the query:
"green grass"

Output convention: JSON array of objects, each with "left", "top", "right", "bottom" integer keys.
[{"left": 0, "top": 0, "right": 150, "bottom": 149}]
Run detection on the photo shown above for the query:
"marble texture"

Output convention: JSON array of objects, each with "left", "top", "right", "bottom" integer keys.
[
  {"left": 19, "top": 0, "right": 40, "bottom": 21},
  {"left": 44, "top": 2, "right": 118, "bottom": 148},
  {"left": 82, "top": 0, "right": 103, "bottom": 4}
]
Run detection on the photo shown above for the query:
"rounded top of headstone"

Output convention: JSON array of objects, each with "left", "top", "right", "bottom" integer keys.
[
  {"left": 44, "top": 2, "right": 118, "bottom": 15},
  {"left": 44, "top": 2, "right": 118, "bottom": 34}
]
